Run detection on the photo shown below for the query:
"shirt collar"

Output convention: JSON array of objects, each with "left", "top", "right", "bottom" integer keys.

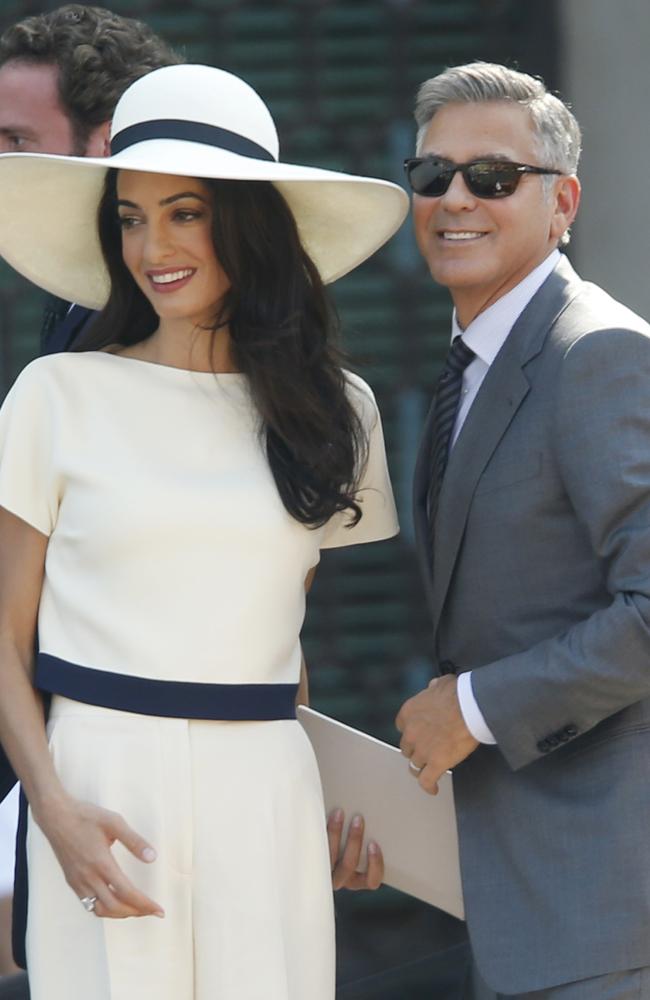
[{"left": 451, "top": 249, "right": 561, "bottom": 365}]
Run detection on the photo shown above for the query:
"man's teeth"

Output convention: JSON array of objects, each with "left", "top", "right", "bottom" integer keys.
[
  {"left": 150, "top": 269, "right": 193, "bottom": 284},
  {"left": 442, "top": 231, "right": 484, "bottom": 240}
]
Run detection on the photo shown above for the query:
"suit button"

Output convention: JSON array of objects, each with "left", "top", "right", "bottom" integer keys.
[
  {"left": 439, "top": 660, "right": 456, "bottom": 675},
  {"left": 564, "top": 725, "right": 578, "bottom": 738},
  {"left": 537, "top": 738, "right": 551, "bottom": 753},
  {"left": 546, "top": 735, "right": 560, "bottom": 748}
]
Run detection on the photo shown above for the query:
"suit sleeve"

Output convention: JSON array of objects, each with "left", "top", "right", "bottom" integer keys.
[
  {"left": 471, "top": 326, "right": 650, "bottom": 769},
  {"left": 0, "top": 362, "right": 62, "bottom": 536},
  {"left": 320, "top": 374, "right": 399, "bottom": 549}
]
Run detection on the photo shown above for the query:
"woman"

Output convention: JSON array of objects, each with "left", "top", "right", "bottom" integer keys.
[{"left": 0, "top": 65, "right": 406, "bottom": 999}]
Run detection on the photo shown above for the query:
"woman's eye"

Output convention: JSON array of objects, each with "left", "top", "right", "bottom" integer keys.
[
  {"left": 174, "top": 209, "right": 202, "bottom": 222},
  {"left": 118, "top": 215, "right": 141, "bottom": 230}
]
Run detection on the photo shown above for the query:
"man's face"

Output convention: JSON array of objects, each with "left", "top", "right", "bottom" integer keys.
[
  {"left": 0, "top": 60, "right": 76, "bottom": 154},
  {"left": 413, "top": 100, "right": 578, "bottom": 327}
]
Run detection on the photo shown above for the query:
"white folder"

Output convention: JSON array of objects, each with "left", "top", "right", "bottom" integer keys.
[{"left": 297, "top": 705, "right": 465, "bottom": 920}]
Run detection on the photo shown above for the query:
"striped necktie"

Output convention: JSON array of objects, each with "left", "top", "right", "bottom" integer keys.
[{"left": 427, "top": 337, "right": 476, "bottom": 521}]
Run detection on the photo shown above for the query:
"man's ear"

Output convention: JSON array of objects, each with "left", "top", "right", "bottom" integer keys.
[
  {"left": 550, "top": 174, "right": 581, "bottom": 244},
  {"left": 84, "top": 119, "right": 111, "bottom": 158}
]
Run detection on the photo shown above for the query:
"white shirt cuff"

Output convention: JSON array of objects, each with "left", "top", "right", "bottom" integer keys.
[{"left": 457, "top": 671, "right": 497, "bottom": 745}]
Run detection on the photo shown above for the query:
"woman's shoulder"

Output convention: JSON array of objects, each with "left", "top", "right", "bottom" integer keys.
[
  {"left": 342, "top": 369, "right": 376, "bottom": 400},
  {"left": 341, "top": 369, "right": 381, "bottom": 427},
  {"left": 10, "top": 350, "right": 100, "bottom": 384},
  {"left": 3, "top": 352, "right": 116, "bottom": 417}
]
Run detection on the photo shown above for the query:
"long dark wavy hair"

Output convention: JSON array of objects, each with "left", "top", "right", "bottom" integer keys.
[{"left": 76, "top": 169, "right": 367, "bottom": 527}]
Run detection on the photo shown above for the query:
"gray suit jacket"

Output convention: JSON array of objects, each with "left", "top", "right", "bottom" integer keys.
[{"left": 413, "top": 256, "right": 650, "bottom": 994}]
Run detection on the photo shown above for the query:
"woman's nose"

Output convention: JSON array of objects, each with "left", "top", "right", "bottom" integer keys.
[{"left": 143, "top": 222, "right": 174, "bottom": 261}]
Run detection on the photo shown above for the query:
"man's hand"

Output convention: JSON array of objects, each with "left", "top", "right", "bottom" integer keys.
[
  {"left": 395, "top": 675, "right": 479, "bottom": 795},
  {"left": 327, "top": 809, "right": 383, "bottom": 890}
]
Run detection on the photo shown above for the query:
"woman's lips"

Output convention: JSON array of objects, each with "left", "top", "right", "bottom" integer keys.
[{"left": 146, "top": 268, "right": 196, "bottom": 293}]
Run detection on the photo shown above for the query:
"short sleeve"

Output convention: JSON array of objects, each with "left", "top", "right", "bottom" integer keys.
[
  {"left": 0, "top": 361, "right": 61, "bottom": 536},
  {"left": 321, "top": 373, "right": 399, "bottom": 549}
]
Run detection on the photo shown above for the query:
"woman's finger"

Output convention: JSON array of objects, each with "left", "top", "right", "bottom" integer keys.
[
  {"left": 333, "top": 840, "right": 384, "bottom": 892},
  {"left": 331, "top": 814, "right": 364, "bottom": 891},
  {"left": 364, "top": 841, "right": 384, "bottom": 890},
  {"left": 326, "top": 808, "right": 344, "bottom": 871},
  {"left": 102, "top": 859, "right": 164, "bottom": 917},
  {"left": 91, "top": 882, "right": 142, "bottom": 920},
  {"left": 104, "top": 811, "right": 157, "bottom": 864}
]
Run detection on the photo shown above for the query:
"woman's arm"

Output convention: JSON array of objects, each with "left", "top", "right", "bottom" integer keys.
[
  {"left": 0, "top": 508, "right": 61, "bottom": 811},
  {"left": 0, "top": 507, "right": 163, "bottom": 920}
]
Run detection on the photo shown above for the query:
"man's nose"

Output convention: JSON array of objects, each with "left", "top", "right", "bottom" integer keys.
[{"left": 439, "top": 170, "right": 477, "bottom": 211}]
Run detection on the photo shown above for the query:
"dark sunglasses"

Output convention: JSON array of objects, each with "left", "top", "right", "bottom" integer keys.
[{"left": 403, "top": 156, "right": 562, "bottom": 199}]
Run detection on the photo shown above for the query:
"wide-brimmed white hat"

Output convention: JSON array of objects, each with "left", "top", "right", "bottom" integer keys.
[{"left": 0, "top": 64, "right": 408, "bottom": 309}]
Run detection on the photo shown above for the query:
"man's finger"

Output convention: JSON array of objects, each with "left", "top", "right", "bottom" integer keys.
[
  {"left": 418, "top": 765, "right": 440, "bottom": 796},
  {"left": 395, "top": 699, "right": 411, "bottom": 732}
]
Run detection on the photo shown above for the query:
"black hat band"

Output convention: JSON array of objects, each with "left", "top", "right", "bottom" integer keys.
[{"left": 110, "top": 118, "right": 276, "bottom": 162}]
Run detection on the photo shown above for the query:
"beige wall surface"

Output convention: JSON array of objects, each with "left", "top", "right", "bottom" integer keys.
[{"left": 561, "top": 0, "right": 650, "bottom": 321}]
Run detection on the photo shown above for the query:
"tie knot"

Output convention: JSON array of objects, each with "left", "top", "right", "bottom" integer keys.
[{"left": 445, "top": 337, "right": 475, "bottom": 375}]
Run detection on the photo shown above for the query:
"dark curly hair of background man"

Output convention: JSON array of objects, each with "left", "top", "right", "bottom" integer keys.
[{"left": 0, "top": 4, "right": 183, "bottom": 154}]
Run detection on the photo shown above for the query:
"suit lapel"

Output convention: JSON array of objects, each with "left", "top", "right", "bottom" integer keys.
[
  {"left": 431, "top": 357, "right": 530, "bottom": 633},
  {"left": 424, "top": 256, "right": 584, "bottom": 639}
]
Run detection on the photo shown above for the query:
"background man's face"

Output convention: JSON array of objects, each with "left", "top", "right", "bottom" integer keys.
[
  {"left": 0, "top": 60, "right": 75, "bottom": 154},
  {"left": 413, "top": 100, "right": 564, "bottom": 326}
]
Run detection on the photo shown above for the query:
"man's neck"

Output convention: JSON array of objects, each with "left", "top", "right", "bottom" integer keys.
[{"left": 452, "top": 248, "right": 560, "bottom": 330}]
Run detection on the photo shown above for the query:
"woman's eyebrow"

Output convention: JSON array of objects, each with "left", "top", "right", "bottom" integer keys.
[
  {"left": 116, "top": 192, "right": 208, "bottom": 209},
  {"left": 160, "top": 191, "right": 208, "bottom": 206}
]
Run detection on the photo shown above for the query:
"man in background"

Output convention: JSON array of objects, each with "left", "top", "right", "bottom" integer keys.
[{"left": 0, "top": 3, "right": 182, "bottom": 354}]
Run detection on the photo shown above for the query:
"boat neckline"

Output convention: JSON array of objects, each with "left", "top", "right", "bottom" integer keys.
[{"left": 93, "top": 350, "right": 244, "bottom": 376}]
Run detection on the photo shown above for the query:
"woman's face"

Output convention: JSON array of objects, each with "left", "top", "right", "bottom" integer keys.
[{"left": 116, "top": 170, "right": 230, "bottom": 328}]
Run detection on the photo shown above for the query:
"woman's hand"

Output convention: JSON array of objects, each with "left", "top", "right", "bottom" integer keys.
[
  {"left": 327, "top": 809, "right": 383, "bottom": 891},
  {"left": 37, "top": 793, "right": 164, "bottom": 919}
]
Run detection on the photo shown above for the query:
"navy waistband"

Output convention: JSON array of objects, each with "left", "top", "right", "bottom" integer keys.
[{"left": 36, "top": 654, "right": 297, "bottom": 721}]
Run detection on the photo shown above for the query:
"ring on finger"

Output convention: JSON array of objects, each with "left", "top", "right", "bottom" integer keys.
[
  {"left": 80, "top": 895, "right": 98, "bottom": 913},
  {"left": 408, "top": 760, "right": 423, "bottom": 774}
]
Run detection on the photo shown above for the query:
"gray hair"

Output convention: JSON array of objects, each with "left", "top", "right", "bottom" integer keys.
[{"left": 414, "top": 62, "right": 581, "bottom": 245}]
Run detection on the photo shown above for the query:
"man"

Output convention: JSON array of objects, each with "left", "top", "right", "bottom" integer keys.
[
  {"left": 397, "top": 61, "right": 650, "bottom": 999},
  {"left": 0, "top": 3, "right": 182, "bottom": 354}
]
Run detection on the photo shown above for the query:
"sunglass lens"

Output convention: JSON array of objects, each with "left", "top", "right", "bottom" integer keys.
[
  {"left": 466, "top": 162, "right": 520, "bottom": 198},
  {"left": 407, "top": 159, "right": 451, "bottom": 197}
]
